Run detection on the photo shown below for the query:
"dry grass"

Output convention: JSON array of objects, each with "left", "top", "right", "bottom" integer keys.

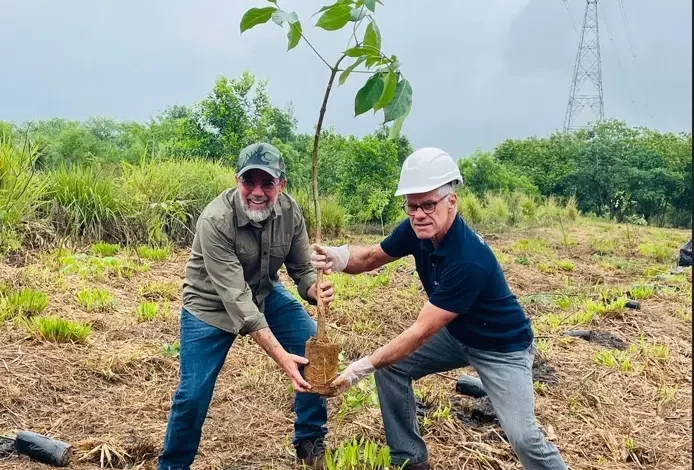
[{"left": 0, "top": 220, "right": 691, "bottom": 469}]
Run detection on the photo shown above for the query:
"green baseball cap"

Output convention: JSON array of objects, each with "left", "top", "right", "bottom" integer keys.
[{"left": 237, "top": 142, "right": 286, "bottom": 179}]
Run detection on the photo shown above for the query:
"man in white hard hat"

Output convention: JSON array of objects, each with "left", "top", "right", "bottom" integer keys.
[{"left": 310, "top": 148, "right": 567, "bottom": 470}]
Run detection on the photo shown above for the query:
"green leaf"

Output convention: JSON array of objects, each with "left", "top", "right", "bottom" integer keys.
[
  {"left": 383, "top": 79, "right": 412, "bottom": 123},
  {"left": 354, "top": 73, "right": 385, "bottom": 116},
  {"left": 388, "top": 108, "right": 410, "bottom": 139},
  {"left": 316, "top": 4, "right": 352, "bottom": 30},
  {"left": 373, "top": 70, "right": 396, "bottom": 111},
  {"left": 267, "top": 0, "right": 278, "bottom": 4},
  {"left": 365, "top": 0, "right": 377, "bottom": 11},
  {"left": 240, "top": 7, "right": 277, "bottom": 33},
  {"left": 350, "top": 7, "right": 367, "bottom": 21},
  {"left": 272, "top": 10, "right": 299, "bottom": 25},
  {"left": 339, "top": 56, "right": 366, "bottom": 85},
  {"left": 363, "top": 21, "right": 381, "bottom": 50},
  {"left": 287, "top": 20, "right": 302, "bottom": 50},
  {"left": 344, "top": 45, "right": 380, "bottom": 58}
]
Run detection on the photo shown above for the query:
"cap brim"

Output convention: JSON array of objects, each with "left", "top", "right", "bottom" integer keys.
[{"left": 237, "top": 164, "right": 282, "bottom": 179}]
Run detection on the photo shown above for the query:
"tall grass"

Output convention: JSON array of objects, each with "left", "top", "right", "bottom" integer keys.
[
  {"left": 291, "top": 189, "right": 348, "bottom": 238},
  {"left": 47, "top": 166, "right": 120, "bottom": 240},
  {"left": 0, "top": 136, "right": 46, "bottom": 251},
  {"left": 455, "top": 190, "right": 578, "bottom": 231}
]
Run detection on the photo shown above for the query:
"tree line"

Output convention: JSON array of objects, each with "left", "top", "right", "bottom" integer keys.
[{"left": 1, "top": 72, "right": 690, "bottom": 229}]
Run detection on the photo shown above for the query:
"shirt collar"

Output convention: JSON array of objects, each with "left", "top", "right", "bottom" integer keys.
[
  {"left": 420, "top": 214, "right": 464, "bottom": 257},
  {"left": 228, "top": 189, "right": 280, "bottom": 228}
]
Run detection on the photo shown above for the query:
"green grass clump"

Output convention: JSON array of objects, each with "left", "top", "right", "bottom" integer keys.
[
  {"left": 594, "top": 349, "right": 634, "bottom": 373},
  {"left": 1, "top": 288, "right": 49, "bottom": 321},
  {"left": 136, "top": 301, "right": 161, "bottom": 322},
  {"left": 26, "top": 316, "right": 91, "bottom": 343},
  {"left": 138, "top": 280, "right": 179, "bottom": 301},
  {"left": 136, "top": 245, "right": 170, "bottom": 261},
  {"left": 511, "top": 238, "right": 551, "bottom": 256},
  {"left": 91, "top": 241, "right": 120, "bottom": 257},
  {"left": 76, "top": 287, "right": 116, "bottom": 312},
  {"left": 60, "top": 253, "right": 149, "bottom": 280},
  {"left": 323, "top": 437, "right": 400, "bottom": 470},
  {"left": 630, "top": 284, "right": 656, "bottom": 300},
  {"left": 589, "top": 237, "right": 617, "bottom": 255},
  {"left": 638, "top": 243, "right": 673, "bottom": 263},
  {"left": 556, "top": 260, "right": 576, "bottom": 271}
]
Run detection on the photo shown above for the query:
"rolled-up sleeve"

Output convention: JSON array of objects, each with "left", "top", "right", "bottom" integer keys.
[
  {"left": 284, "top": 212, "right": 317, "bottom": 305},
  {"left": 197, "top": 217, "right": 268, "bottom": 335}
]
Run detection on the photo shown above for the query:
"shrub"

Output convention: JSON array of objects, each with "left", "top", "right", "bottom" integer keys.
[{"left": 457, "top": 192, "right": 484, "bottom": 225}]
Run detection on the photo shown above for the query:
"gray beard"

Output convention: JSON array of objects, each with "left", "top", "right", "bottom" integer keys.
[{"left": 241, "top": 197, "right": 272, "bottom": 223}]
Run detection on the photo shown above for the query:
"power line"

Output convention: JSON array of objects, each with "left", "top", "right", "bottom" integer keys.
[
  {"left": 616, "top": 0, "right": 637, "bottom": 59},
  {"left": 563, "top": 0, "right": 578, "bottom": 36}
]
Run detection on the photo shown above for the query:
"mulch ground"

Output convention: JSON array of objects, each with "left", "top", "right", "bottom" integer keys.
[{"left": 0, "top": 220, "right": 691, "bottom": 469}]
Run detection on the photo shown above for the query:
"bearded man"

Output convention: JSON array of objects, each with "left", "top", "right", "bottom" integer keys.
[{"left": 157, "top": 143, "right": 334, "bottom": 470}]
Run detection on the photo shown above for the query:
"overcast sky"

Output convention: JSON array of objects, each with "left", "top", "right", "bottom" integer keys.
[{"left": 1, "top": 0, "right": 691, "bottom": 157}]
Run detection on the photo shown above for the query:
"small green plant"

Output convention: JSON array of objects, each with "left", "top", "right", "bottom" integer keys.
[
  {"left": 535, "top": 338, "right": 549, "bottom": 354},
  {"left": 136, "top": 302, "right": 161, "bottom": 322},
  {"left": 511, "top": 238, "right": 550, "bottom": 255},
  {"left": 162, "top": 341, "right": 180, "bottom": 358},
  {"left": 515, "top": 256, "right": 530, "bottom": 266},
  {"left": 556, "top": 295, "right": 573, "bottom": 310},
  {"left": 322, "top": 437, "right": 402, "bottom": 470},
  {"left": 338, "top": 375, "right": 379, "bottom": 418},
  {"left": 629, "top": 336, "right": 669, "bottom": 363},
  {"left": 534, "top": 381, "right": 549, "bottom": 395},
  {"left": 138, "top": 280, "right": 179, "bottom": 301},
  {"left": 91, "top": 241, "right": 120, "bottom": 257},
  {"left": 1, "top": 288, "right": 49, "bottom": 320},
  {"left": 674, "top": 307, "right": 691, "bottom": 323},
  {"left": 536, "top": 262, "right": 557, "bottom": 274},
  {"left": 555, "top": 260, "right": 575, "bottom": 272},
  {"left": 630, "top": 284, "right": 656, "bottom": 300},
  {"left": 136, "top": 245, "right": 170, "bottom": 261},
  {"left": 26, "top": 316, "right": 91, "bottom": 343},
  {"left": 585, "top": 297, "right": 628, "bottom": 318},
  {"left": 60, "top": 253, "right": 149, "bottom": 280},
  {"left": 594, "top": 349, "right": 633, "bottom": 372},
  {"left": 76, "top": 288, "right": 116, "bottom": 312}
]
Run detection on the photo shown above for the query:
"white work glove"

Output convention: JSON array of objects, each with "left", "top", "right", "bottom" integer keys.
[
  {"left": 311, "top": 244, "right": 350, "bottom": 274},
  {"left": 327, "top": 356, "right": 375, "bottom": 397}
]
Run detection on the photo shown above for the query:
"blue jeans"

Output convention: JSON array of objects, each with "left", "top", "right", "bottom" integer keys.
[
  {"left": 158, "top": 283, "right": 327, "bottom": 470},
  {"left": 374, "top": 328, "right": 567, "bottom": 469}
]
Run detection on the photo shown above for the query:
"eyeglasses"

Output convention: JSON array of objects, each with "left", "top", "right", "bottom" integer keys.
[
  {"left": 402, "top": 194, "right": 449, "bottom": 215},
  {"left": 240, "top": 176, "right": 279, "bottom": 192}
]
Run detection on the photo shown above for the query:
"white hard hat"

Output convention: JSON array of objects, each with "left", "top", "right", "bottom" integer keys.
[{"left": 394, "top": 147, "right": 463, "bottom": 196}]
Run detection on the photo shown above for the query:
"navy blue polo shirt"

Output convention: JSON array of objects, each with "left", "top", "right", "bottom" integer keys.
[{"left": 380, "top": 215, "right": 533, "bottom": 352}]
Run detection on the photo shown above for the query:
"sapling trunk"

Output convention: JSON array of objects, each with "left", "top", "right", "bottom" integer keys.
[{"left": 311, "top": 55, "right": 345, "bottom": 342}]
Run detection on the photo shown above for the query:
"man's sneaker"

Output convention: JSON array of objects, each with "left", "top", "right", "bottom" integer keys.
[{"left": 294, "top": 437, "right": 326, "bottom": 469}]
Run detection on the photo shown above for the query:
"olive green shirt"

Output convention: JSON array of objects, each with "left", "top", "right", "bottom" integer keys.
[{"left": 182, "top": 188, "right": 317, "bottom": 335}]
